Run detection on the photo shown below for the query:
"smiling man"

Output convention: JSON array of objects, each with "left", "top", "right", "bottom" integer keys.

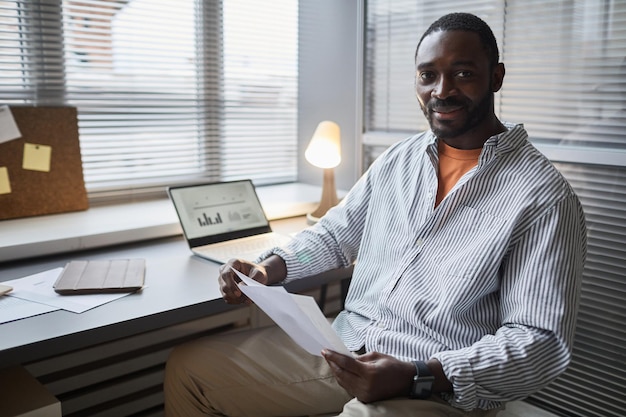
[
  {"left": 415, "top": 28, "right": 505, "bottom": 148},
  {"left": 164, "top": 13, "right": 587, "bottom": 417}
]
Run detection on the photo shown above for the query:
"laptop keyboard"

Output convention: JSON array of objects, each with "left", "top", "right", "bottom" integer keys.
[{"left": 196, "top": 233, "right": 291, "bottom": 262}]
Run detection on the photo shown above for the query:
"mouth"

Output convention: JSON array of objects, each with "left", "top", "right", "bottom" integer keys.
[{"left": 431, "top": 105, "right": 464, "bottom": 120}]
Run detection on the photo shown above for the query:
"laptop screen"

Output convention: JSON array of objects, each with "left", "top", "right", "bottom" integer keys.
[{"left": 168, "top": 180, "right": 271, "bottom": 242}]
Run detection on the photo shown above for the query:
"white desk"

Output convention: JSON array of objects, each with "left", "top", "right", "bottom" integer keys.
[
  {"left": 0, "top": 235, "right": 230, "bottom": 368},
  {"left": 0, "top": 216, "right": 350, "bottom": 367},
  {"left": 0, "top": 216, "right": 352, "bottom": 415}
]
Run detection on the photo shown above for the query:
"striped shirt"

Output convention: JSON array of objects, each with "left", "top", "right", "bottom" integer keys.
[{"left": 268, "top": 123, "right": 587, "bottom": 411}]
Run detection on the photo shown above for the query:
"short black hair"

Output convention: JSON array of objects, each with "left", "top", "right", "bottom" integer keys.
[{"left": 415, "top": 13, "right": 499, "bottom": 67}]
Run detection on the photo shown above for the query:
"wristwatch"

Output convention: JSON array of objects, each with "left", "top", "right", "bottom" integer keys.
[{"left": 409, "top": 360, "right": 435, "bottom": 399}]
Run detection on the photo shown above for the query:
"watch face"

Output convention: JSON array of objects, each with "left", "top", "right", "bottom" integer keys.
[{"left": 412, "top": 379, "right": 435, "bottom": 399}]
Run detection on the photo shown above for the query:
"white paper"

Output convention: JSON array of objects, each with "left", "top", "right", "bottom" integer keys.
[
  {"left": 3, "top": 268, "right": 134, "bottom": 314},
  {"left": 232, "top": 267, "right": 351, "bottom": 356},
  {"left": 0, "top": 105, "right": 21, "bottom": 144},
  {"left": 0, "top": 295, "right": 60, "bottom": 324}
]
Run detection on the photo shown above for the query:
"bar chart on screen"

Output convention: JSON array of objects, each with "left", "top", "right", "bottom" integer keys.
[{"left": 197, "top": 212, "right": 223, "bottom": 227}]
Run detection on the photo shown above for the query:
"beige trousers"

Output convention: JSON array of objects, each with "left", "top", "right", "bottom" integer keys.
[{"left": 164, "top": 325, "right": 501, "bottom": 417}]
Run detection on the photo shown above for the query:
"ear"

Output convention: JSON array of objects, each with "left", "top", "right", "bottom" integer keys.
[{"left": 492, "top": 63, "right": 505, "bottom": 92}]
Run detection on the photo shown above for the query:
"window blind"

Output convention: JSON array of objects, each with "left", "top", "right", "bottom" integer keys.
[
  {"left": 0, "top": 0, "right": 298, "bottom": 201},
  {"left": 501, "top": 1, "right": 626, "bottom": 157},
  {"left": 534, "top": 162, "right": 626, "bottom": 417},
  {"left": 365, "top": 1, "right": 626, "bottom": 416}
]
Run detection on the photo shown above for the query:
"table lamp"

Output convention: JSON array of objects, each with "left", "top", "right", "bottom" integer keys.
[{"left": 305, "top": 121, "right": 341, "bottom": 224}]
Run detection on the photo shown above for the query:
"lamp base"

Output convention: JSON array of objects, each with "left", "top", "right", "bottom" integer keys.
[
  {"left": 307, "top": 168, "right": 339, "bottom": 225},
  {"left": 306, "top": 212, "right": 322, "bottom": 225}
]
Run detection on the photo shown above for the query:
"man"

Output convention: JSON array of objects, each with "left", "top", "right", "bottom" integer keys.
[{"left": 164, "top": 12, "right": 586, "bottom": 417}]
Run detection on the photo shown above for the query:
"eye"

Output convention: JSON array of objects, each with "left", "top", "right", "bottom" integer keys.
[
  {"left": 456, "top": 70, "right": 473, "bottom": 78},
  {"left": 418, "top": 71, "right": 435, "bottom": 83}
]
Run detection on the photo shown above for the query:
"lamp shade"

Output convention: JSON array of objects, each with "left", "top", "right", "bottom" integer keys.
[{"left": 305, "top": 121, "right": 341, "bottom": 169}]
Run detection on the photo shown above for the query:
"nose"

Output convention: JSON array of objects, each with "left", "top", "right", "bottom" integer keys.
[{"left": 431, "top": 75, "right": 457, "bottom": 99}]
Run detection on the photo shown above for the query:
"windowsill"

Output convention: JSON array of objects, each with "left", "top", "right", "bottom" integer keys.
[{"left": 0, "top": 182, "right": 332, "bottom": 264}]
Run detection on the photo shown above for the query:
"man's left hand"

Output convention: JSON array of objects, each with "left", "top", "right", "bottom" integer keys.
[{"left": 322, "top": 349, "right": 416, "bottom": 403}]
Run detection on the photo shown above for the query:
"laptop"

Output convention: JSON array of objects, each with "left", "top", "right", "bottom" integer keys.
[{"left": 167, "top": 180, "right": 292, "bottom": 264}]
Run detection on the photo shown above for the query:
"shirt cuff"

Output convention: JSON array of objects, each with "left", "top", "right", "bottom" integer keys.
[
  {"left": 431, "top": 349, "right": 478, "bottom": 411},
  {"left": 255, "top": 244, "right": 312, "bottom": 284}
]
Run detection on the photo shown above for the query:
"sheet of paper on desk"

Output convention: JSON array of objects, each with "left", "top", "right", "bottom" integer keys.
[
  {"left": 231, "top": 267, "right": 351, "bottom": 357},
  {"left": 0, "top": 295, "right": 60, "bottom": 324},
  {"left": 3, "top": 268, "right": 134, "bottom": 314}
]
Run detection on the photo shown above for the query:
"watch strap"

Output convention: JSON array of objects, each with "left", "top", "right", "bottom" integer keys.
[{"left": 410, "top": 360, "right": 435, "bottom": 399}]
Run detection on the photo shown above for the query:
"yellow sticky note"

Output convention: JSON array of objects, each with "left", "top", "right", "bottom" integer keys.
[
  {"left": 23, "top": 143, "right": 52, "bottom": 172},
  {"left": 0, "top": 167, "right": 11, "bottom": 195}
]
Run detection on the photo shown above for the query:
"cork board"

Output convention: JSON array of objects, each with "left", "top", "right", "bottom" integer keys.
[{"left": 0, "top": 106, "right": 88, "bottom": 220}]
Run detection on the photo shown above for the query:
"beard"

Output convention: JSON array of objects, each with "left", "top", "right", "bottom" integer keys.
[{"left": 422, "top": 89, "right": 494, "bottom": 140}]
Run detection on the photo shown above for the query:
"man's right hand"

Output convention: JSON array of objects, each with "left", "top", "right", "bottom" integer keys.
[
  {"left": 218, "top": 255, "right": 287, "bottom": 304},
  {"left": 218, "top": 259, "right": 268, "bottom": 304}
]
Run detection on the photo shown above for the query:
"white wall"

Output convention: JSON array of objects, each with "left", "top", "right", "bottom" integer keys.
[{"left": 297, "top": 0, "right": 364, "bottom": 191}]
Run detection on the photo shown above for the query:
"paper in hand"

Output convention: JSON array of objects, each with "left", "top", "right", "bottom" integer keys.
[{"left": 231, "top": 267, "right": 351, "bottom": 356}]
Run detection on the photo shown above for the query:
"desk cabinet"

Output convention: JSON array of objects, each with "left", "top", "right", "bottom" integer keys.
[
  {"left": 23, "top": 308, "right": 250, "bottom": 417},
  {"left": 11, "top": 282, "right": 345, "bottom": 417}
]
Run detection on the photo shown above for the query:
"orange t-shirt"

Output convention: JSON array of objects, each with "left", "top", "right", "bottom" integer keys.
[{"left": 435, "top": 141, "right": 482, "bottom": 207}]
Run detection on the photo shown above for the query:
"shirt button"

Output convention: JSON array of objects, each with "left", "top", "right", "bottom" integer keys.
[
  {"left": 416, "top": 238, "right": 424, "bottom": 246},
  {"left": 377, "top": 322, "right": 385, "bottom": 329},
  {"left": 427, "top": 192, "right": 433, "bottom": 199}
]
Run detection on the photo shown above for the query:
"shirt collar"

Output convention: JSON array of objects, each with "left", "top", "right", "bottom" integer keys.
[
  {"left": 480, "top": 122, "right": 527, "bottom": 163},
  {"left": 425, "top": 122, "right": 527, "bottom": 161}
]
